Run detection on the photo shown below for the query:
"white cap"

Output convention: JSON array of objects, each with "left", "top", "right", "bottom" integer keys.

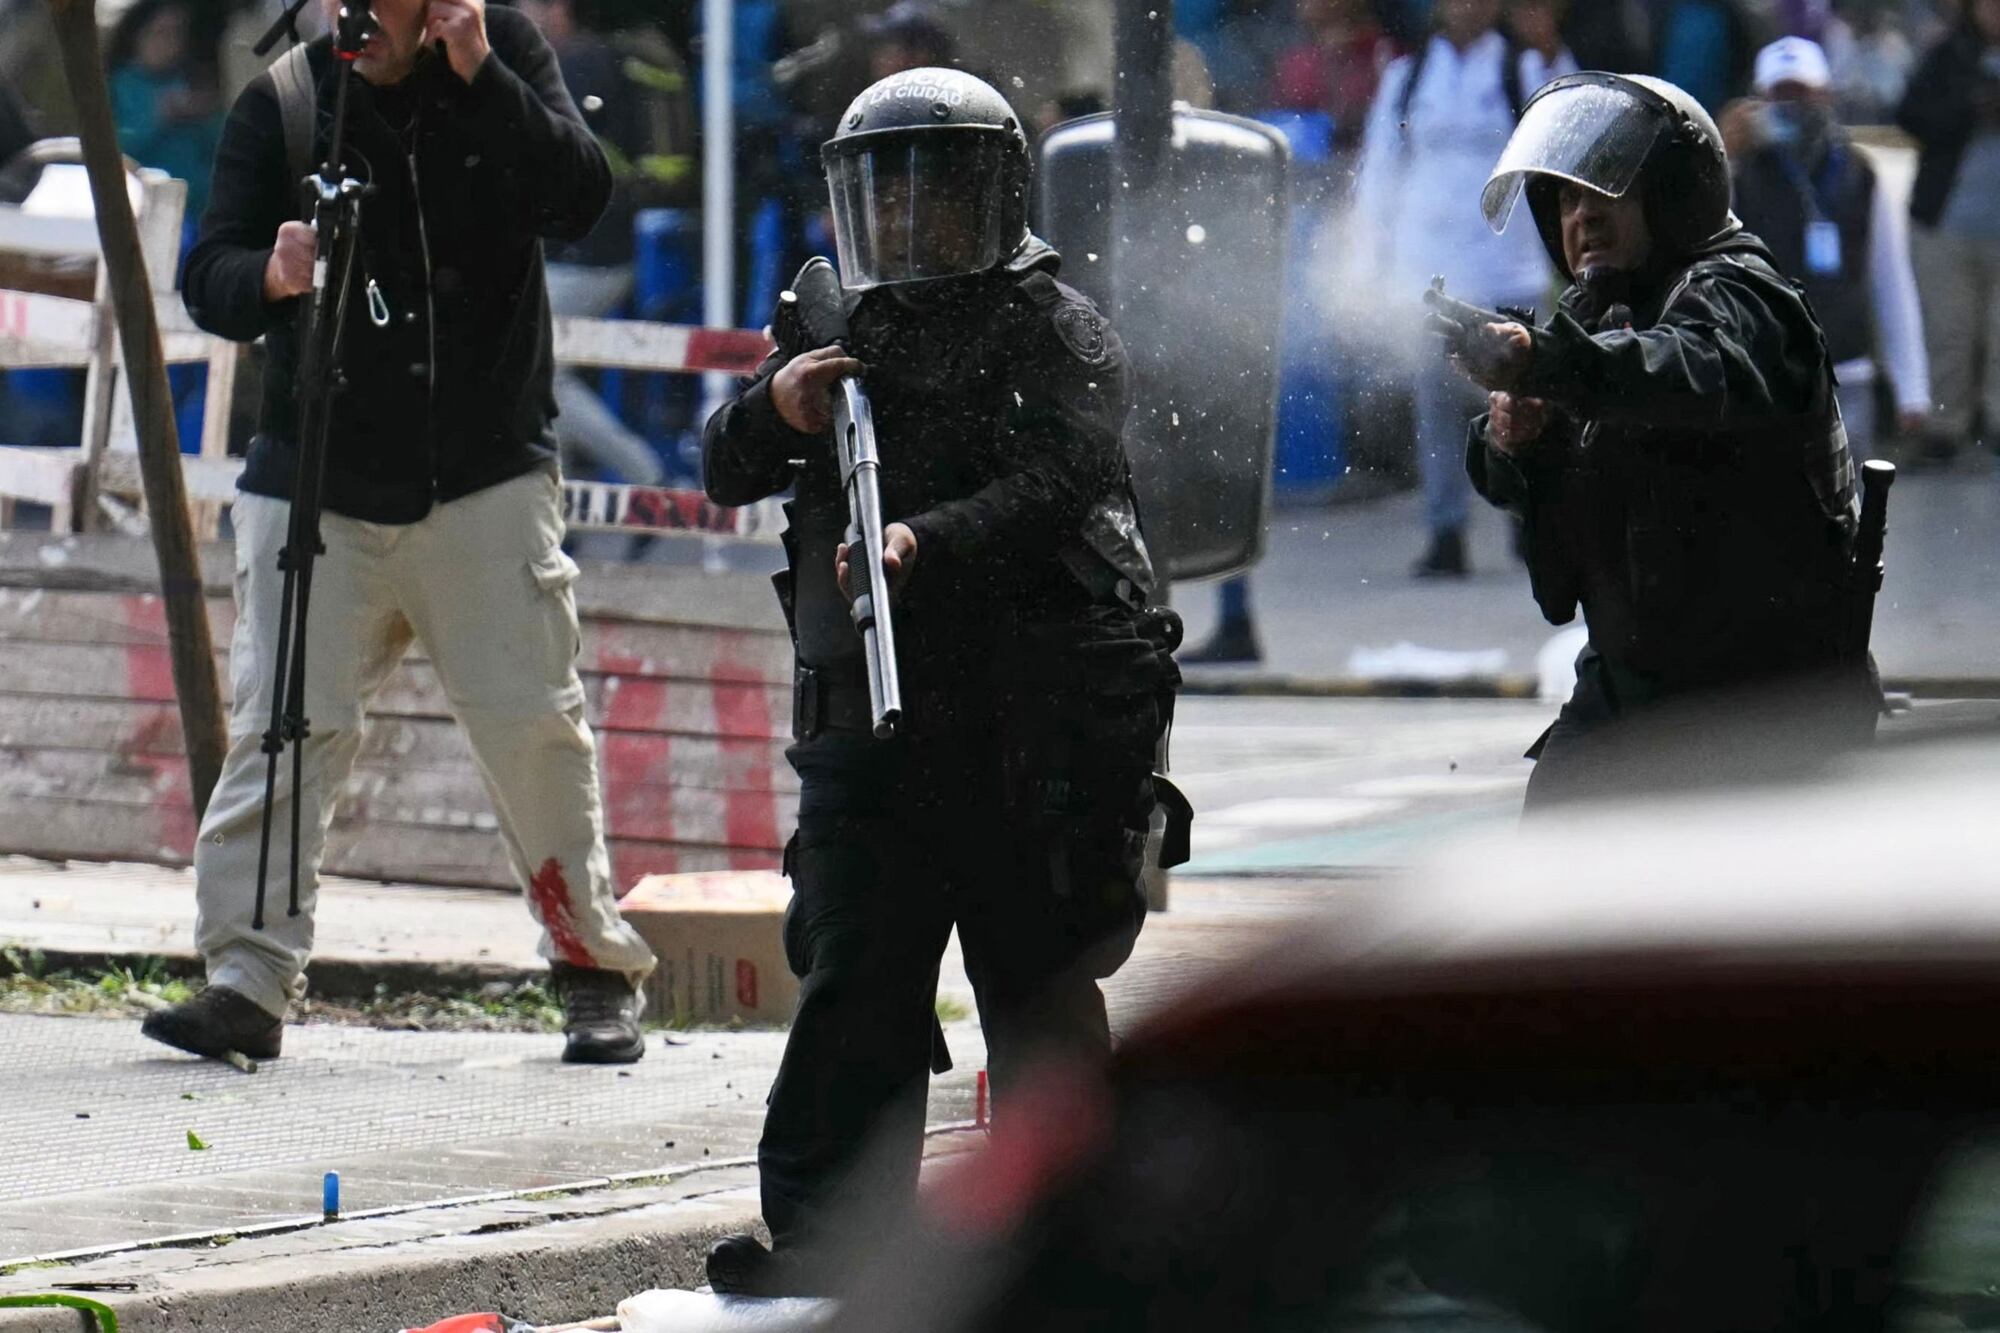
[{"left": 1753, "top": 36, "right": 1832, "bottom": 94}]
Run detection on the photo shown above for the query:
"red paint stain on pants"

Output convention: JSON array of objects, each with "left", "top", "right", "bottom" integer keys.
[{"left": 528, "top": 858, "right": 595, "bottom": 967}]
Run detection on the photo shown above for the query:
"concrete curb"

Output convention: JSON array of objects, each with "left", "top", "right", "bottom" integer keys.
[
  {"left": 0, "top": 1173, "right": 765, "bottom": 1333},
  {"left": 0, "top": 951, "right": 540, "bottom": 1002},
  {"left": 0, "top": 1134, "right": 983, "bottom": 1332},
  {"left": 1178, "top": 673, "right": 2000, "bottom": 702},
  {"left": 1178, "top": 672, "right": 1540, "bottom": 700}
]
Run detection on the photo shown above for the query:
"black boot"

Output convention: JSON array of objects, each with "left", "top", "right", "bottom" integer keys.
[
  {"left": 1412, "top": 527, "right": 1469, "bottom": 578},
  {"left": 1178, "top": 618, "right": 1262, "bottom": 665},
  {"left": 706, "top": 1233, "right": 830, "bottom": 1297},
  {"left": 140, "top": 985, "right": 283, "bottom": 1060},
  {"left": 551, "top": 962, "right": 645, "bottom": 1065}
]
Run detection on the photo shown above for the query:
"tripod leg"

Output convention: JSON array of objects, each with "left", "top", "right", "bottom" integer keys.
[
  {"left": 253, "top": 544, "right": 304, "bottom": 933},
  {"left": 285, "top": 553, "right": 318, "bottom": 920},
  {"left": 288, "top": 735, "right": 305, "bottom": 918},
  {"left": 253, "top": 742, "right": 280, "bottom": 933}
]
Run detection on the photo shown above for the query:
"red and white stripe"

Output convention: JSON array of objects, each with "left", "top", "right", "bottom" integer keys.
[
  {"left": 560, "top": 482, "right": 784, "bottom": 540},
  {"left": 86, "top": 596, "right": 791, "bottom": 884}
]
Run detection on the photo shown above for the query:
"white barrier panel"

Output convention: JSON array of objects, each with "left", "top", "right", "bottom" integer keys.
[
  {"left": 0, "top": 290, "right": 775, "bottom": 377},
  {"left": 560, "top": 479, "right": 784, "bottom": 540},
  {"left": 0, "top": 284, "right": 783, "bottom": 539}
]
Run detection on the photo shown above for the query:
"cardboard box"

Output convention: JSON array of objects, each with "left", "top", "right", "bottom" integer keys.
[{"left": 619, "top": 870, "right": 798, "bottom": 1026}]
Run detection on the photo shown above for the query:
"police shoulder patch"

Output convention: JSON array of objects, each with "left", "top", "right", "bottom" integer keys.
[{"left": 1051, "top": 301, "right": 1111, "bottom": 367}]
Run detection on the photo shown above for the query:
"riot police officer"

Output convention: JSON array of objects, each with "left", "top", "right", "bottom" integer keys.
[
  {"left": 699, "top": 67, "right": 1187, "bottom": 1294},
  {"left": 1437, "top": 72, "right": 1880, "bottom": 811}
]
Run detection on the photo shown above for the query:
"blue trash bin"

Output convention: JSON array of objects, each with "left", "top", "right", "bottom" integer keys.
[
  {"left": 1252, "top": 110, "right": 1346, "bottom": 503},
  {"left": 608, "top": 207, "right": 700, "bottom": 479}
]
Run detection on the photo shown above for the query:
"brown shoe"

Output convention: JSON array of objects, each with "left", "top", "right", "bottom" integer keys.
[{"left": 140, "top": 985, "right": 283, "bottom": 1060}]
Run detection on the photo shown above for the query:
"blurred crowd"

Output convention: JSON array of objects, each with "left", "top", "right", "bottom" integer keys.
[{"left": 1, "top": 0, "right": 1997, "bottom": 514}]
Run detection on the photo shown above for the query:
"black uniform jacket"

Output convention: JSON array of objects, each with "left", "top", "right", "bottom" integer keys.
[
  {"left": 182, "top": 8, "right": 610, "bottom": 523},
  {"left": 1469, "top": 231, "right": 1858, "bottom": 695},
  {"left": 701, "top": 240, "right": 1132, "bottom": 705}
]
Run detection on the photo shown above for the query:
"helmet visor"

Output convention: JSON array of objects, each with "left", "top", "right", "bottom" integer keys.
[
  {"left": 1481, "top": 80, "right": 1669, "bottom": 234},
  {"left": 825, "top": 134, "right": 1010, "bottom": 290}
]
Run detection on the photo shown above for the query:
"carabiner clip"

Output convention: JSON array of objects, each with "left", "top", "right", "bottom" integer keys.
[{"left": 366, "top": 278, "right": 392, "bottom": 329}]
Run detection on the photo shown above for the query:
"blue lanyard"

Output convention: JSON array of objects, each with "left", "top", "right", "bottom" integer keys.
[{"left": 1771, "top": 142, "right": 1847, "bottom": 223}]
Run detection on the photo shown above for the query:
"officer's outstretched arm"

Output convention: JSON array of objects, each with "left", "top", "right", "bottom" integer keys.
[
  {"left": 1520, "top": 272, "right": 1816, "bottom": 431},
  {"left": 701, "top": 351, "right": 819, "bottom": 506},
  {"left": 900, "top": 319, "right": 1129, "bottom": 574}
]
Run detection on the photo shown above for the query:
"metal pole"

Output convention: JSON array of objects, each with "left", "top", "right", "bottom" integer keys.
[
  {"left": 701, "top": 0, "right": 734, "bottom": 417},
  {"left": 44, "top": 0, "right": 230, "bottom": 818},
  {"left": 1111, "top": 0, "right": 1174, "bottom": 326},
  {"left": 1112, "top": 0, "right": 1176, "bottom": 913}
]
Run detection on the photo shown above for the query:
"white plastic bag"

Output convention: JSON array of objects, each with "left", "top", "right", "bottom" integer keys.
[{"left": 613, "top": 1290, "right": 837, "bottom": 1333}]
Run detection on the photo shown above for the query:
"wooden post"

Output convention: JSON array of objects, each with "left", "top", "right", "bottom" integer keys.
[{"left": 43, "top": 0, "right": 229, "bottom": 817}]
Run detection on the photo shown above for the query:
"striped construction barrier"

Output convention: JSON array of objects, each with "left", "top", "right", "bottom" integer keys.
[{"left": 0, "top": 534, "right": 795, "bottom": 891}]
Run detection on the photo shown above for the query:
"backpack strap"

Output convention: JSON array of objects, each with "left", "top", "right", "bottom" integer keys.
[
  {"left": 1395, "top": 37, "right": 1431, "bottom": 143},
  {"left": 1399, "top": 32, "right": 1527, "bottom": 154},
  {"left": 266, "top": 43, "right": 315, "bottom": 203},
  {"left": 1500, "top": 33, "right": 1525, "bottom": 121}
]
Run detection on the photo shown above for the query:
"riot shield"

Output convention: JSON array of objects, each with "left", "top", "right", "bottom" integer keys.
[{"left": 1040, "top": 110, "right": 1289, "bottom": 583}]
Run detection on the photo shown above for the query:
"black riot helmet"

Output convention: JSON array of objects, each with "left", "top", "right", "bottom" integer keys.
[
  {"left": 1481, "top": 72, "right": 1738, "bottom": 279},
  {"left": 820, "top": 67, "right": 1033, "bottom": 292}
]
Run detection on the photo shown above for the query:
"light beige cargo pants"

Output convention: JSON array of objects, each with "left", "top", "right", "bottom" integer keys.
[{"left": 195, "top": 469, "right": 656, "bottom": 1017}]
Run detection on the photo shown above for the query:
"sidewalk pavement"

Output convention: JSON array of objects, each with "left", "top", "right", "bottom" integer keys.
[
  {"left": 8, "top": 688, "right": 1990, "bottom": 1321},
  {"left": 0, "top": 856, "right": 1345, "bottom": 1268},
  {"left": 1173, "top": 468, "right": 2000, "bottom": 692}
]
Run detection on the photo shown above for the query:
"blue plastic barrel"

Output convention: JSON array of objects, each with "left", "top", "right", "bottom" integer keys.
[
  {"left": 613, "top": 207, "right": 700, "bottom": 471},
  {"left": 1252, "top": 110, "right": 1345, "bottom": 503}
]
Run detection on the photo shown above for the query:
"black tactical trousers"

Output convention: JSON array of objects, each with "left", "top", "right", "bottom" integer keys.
[{"left": 759, "top": 723, "right": 1148, "bottom": 1250}]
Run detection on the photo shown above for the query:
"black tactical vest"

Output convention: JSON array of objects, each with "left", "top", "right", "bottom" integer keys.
[
  {"left": 1534, "top": 247, "right": 1858, "bottom": 689},
  {"left": 1732, "top": 144, "right": 1877, "bottom": 366},
  {"left": 779, "top": 271, "right": 1153, "bottom": 681}
]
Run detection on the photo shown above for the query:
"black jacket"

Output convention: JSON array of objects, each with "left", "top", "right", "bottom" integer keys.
[
  {"left": 1896, "top": 26, "right": 1999, "bottom": 229},
  {"left": 702, "top": 243, "right": 1132, "bottom": 706},
  {"left": 182, "top": 8, "right": 611, "bottom": 523},
  {"left": 1731, "top": 140, "right": 1877, "bottom": 366},
  {"left": 1469, "top": 232, "right": 1859, "bottom": 699}
]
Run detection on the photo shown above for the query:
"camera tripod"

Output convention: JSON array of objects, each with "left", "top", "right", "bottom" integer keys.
[{"left": 250, "top": 0, "right": 378, "bottom": 930}]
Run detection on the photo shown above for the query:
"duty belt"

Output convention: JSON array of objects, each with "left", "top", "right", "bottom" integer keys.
[{"left": 792, "top": 663, "right": 877, "bottom": 740}]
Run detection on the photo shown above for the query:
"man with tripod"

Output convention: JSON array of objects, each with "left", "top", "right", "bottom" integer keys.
[{"left": 143, "top": 0, "right": 656, "bottom": 1063}]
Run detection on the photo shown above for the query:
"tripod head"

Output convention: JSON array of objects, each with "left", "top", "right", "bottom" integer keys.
[
  {"left": 252, "top": 0, "right": 378, "bottom": 63},
  {"left": 332, "top": 0, "right": 379, "bottom": 62}
]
